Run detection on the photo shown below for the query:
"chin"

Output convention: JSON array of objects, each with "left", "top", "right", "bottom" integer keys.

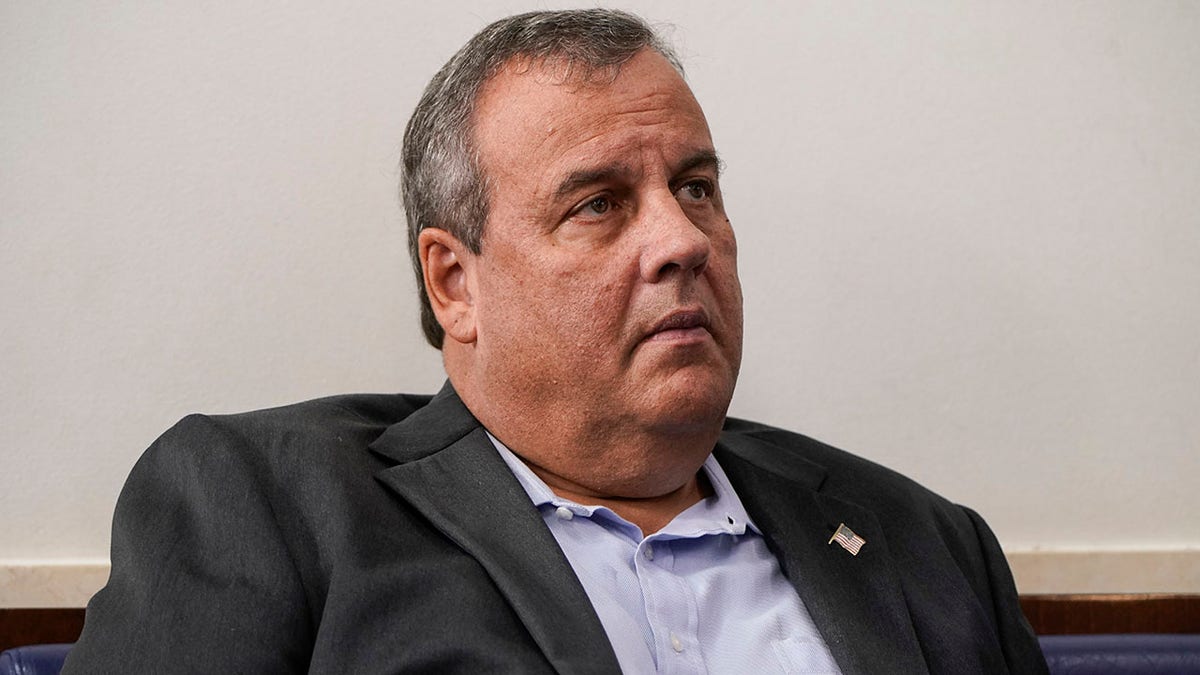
[{"left": 640, "top": 368, "right": 736, "bottom": 436}]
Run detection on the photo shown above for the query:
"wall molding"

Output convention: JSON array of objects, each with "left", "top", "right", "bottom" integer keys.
[
  {"left": 0, "top": 563, "right": 109, "bottom": 609},
  {"left": 2, "top": 549, "right": 1198, "bottom": 608},
  {"left": 1007, "top": 549, "right": 1200, "bottom": 595}
]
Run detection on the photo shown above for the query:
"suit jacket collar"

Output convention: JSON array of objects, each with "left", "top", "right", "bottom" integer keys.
[
  {"left": 368, "top": 382, "right": 621, "bottom": 675},
  {"left": 715, "top": 433, "right": 928, "bottom": 675},
  {"left": 369, "top": 382, "right": 925, "bottom": 675}
]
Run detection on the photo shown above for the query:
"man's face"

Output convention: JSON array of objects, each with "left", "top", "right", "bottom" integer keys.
[{"left": 466, "top": 49, "right": 743, "bottom": 440}]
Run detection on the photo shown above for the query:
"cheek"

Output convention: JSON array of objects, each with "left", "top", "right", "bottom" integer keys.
[
  {"left": 710, "top": 231, "right": 743, "bottom": 298},
  {"left": 707, "top": 231, "right": 745, "bottom": 350},
  {"left": 549, "top": 272, "right": 630, "bottom": 348},
  {"left": 482, "top": 253, "right": 631, "bottom": 351}
]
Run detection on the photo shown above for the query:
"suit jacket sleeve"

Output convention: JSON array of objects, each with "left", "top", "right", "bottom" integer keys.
[
  {"left": 961, "top": 506, "right": 1047, "bottom": 673},
  {"left": 63, "top": 414, "right": 314, "bottom": 674}
]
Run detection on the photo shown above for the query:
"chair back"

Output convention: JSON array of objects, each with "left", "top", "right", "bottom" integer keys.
[
  {"left": 0, "top": 644, "right": 72, "bottom": 675},
  {"left": 1040, "top": 634, "right": 1200, "bottom": 674}
]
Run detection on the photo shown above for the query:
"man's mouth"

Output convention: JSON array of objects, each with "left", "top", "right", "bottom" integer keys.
[{"left": 644, "top": 308, "right": 712, "bottom": 343}]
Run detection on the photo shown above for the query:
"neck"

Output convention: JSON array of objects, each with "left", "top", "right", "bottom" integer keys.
[
  {"left": 445, "top": 351, "right": 725, "bottom": 533},
  {"left": 523, "top": 456, "right": 715, "bottom": 535}
]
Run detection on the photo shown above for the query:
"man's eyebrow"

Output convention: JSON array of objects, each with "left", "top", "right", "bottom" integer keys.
[
  {"left": 674, "top": 149, "right": 723, "bottom": 180},
  {"left": 551, "top": 150, "right": 723, "bottom": 201},
  {"left": 553, "top": 164, "right": 635, "bottom": 200}
]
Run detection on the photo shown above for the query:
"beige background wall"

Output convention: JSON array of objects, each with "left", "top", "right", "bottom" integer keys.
[{"left": 2, "top": 1, "right": 1198, "bottom": 604}]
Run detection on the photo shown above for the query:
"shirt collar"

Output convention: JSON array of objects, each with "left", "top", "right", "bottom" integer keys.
[{"left": 487, "top": 431, "right": 760, "bottom": 537}]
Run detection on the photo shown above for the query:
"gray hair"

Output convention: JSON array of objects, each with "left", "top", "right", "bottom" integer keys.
[{"left": 401, "top": 9, "right": 682, "bottom": 348}]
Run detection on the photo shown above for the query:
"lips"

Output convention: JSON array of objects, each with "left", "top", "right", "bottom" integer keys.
[{"left": 644, "top": 308, "right": 712, "bottom": 342}]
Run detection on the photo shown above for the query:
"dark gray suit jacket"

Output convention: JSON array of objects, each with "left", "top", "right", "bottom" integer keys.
[{"left": 66, "top": 383, "right": 1047, "bottom": 674}]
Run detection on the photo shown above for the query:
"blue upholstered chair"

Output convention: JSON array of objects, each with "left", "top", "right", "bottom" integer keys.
[
  {"left": 1039, "top": 634, "right": 1200, "bottom": 674},
  {"left": 4, "top": 635, "right": 1200, "bottom": 673},
  {"left": 0, "top": 644, "right": 71, "bottom": 675}
]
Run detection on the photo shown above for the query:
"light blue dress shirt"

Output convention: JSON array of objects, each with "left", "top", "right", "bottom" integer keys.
[{"left": 489, "top": 434, "right": 842, "bottom": 674}]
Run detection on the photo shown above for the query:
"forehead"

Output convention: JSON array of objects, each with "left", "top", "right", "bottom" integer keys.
[{"left": 470, "top": 49, "right": 713, "bottom": 188}]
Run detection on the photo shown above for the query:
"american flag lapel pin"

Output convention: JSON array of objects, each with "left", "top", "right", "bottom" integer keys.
[{"left": 828, "top": 523, "right": 866, "bottom": 556}]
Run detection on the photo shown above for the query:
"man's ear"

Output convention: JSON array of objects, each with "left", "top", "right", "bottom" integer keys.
[{"left": 418, "top": 228, "right": 478, "bottom": 345}]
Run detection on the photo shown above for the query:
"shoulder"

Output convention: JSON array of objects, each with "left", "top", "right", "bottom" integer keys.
[
  {"left": 185, "top": 391, "right": 432, "bottom": 436},
  {"left": 156, "top": 392, "right": 431, "bottom": 452},
  {"left": 722, "top": 417, "right": 1045, "bottom": 671},
  {"left": 721, "top": 416, "right": 1007, "bottom": 603},
  {"left": 722, "top": 417, "right": 949, "bottom": 505},
  {"left": 132, "top": 392, "right": 436, "bottom": 492},
  {"left": 720, "top": 416, "right": 979, "bottom": 539}
]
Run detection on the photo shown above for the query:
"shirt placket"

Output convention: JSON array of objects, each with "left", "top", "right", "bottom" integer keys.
[{"left": 635, "top": 536, "right": 704, "bottom": 673}]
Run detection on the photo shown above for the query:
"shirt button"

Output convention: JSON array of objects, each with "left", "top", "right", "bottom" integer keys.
[
  {"left": 643, "top": 545, "right": 654, "bottom": 561},
  {"left": 670, "top": 632, "right": 684, "bottom": 653},
  {"left": 554, "top": 506, "right": 574, "bottom": 521}
]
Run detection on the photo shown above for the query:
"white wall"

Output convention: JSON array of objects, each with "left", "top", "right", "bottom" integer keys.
[{"left": 2, "top": 2, "right": 1197, "bottom": 595}]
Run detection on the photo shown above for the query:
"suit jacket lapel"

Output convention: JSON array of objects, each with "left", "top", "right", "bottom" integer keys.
[
  {"left": 369, "top": 384, "right": 620, "bottom": 675},
  {"left": 716, "top": 433, "right": 928, "bottom": 675}
]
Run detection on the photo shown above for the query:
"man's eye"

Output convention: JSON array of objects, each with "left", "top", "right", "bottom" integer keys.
[
  {"left": 676, "top": 180, "right": 712, "bottom": 202},
  {"left": 584, "top": 196, "right": 612, "bottom": 215}
]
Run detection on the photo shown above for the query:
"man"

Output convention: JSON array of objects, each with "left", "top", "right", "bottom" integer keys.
[{"left": 66, "top": 9, "right": 1047, "bottom": 674}]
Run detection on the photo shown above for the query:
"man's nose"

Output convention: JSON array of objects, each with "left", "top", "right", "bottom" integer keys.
[{"left": 639, "top": 193, "right": 711, "bottom": 283}]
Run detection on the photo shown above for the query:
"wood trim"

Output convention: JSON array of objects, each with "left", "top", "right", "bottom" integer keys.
[
  {"left": 3, "top": 596, "right": 1197, "bottom": 653},
  {"left": 0, "top": 608, "right": 84, "bottom": 653},
  {"left": 1021, "top": 594, "right": 1200, "bottom": 635}
]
